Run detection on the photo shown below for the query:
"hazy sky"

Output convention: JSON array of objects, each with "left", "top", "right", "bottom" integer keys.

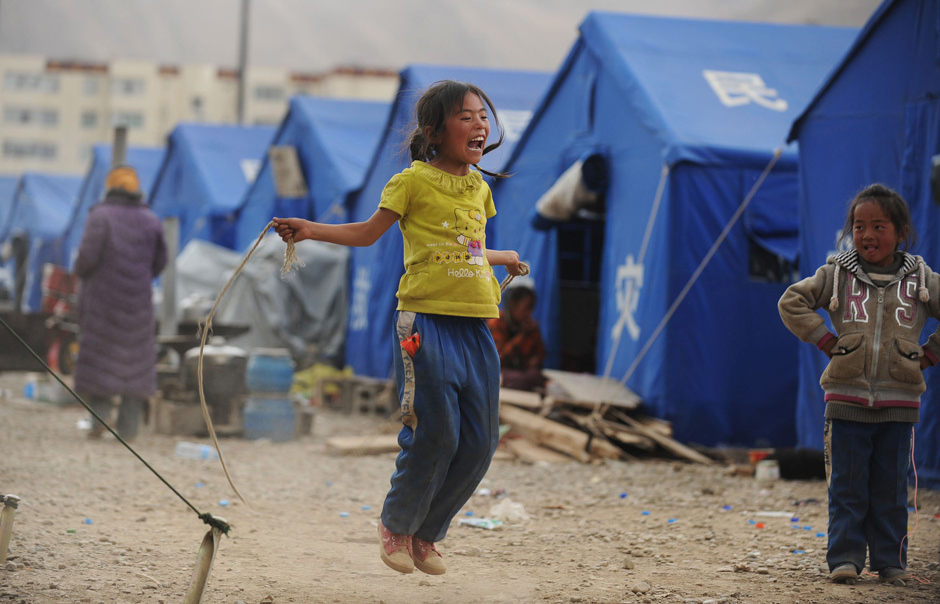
[{"left": 0, "top": 0, "right": 882, "bottom": 73}]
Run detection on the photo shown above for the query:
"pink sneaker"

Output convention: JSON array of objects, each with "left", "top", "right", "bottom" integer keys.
[
  {"left": 378, "top": 521, "right": 413, "bottom": 574},
  {"left": 412, "top": 536, "right": 446, "bottom": 575}
]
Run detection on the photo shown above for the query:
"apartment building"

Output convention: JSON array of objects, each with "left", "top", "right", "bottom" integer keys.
[{"left": 0, "top": 53, "right": 398, "bottom": 175}]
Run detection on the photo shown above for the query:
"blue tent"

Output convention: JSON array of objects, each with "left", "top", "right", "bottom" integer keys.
[
  {"left": 0, "top": 173, "right": 83, "bottom": 312},
  {"left": 149, "top": 123, "right": 275, "bottom": 249},
  {"left": 63, "top": 144, "right": 165, "bottom": 270},
  {"left": 0, "top": 176, "right": 19, "bottom": 299},
  {"left": 0, "top": 176, "right": 17, "bottom": 245},
  {"left": 344, "top": 64, "right": 551, "bottom": 378},
  {"left": 492, "top": 12, "right": 858, "bottom": 447},
  {"left": 234, "top": 96, "right": 391, "bottom": 251},
  {"left": 0, "top": 176, "right": 16, "bottom": 222},
  {"left": 788, "top": 0, "right": 940, "bottom": 484}
]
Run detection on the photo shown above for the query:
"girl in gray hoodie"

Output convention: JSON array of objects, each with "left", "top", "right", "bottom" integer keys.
[{"left": 778, "top": 184, "right": 940, "bottom": 586}]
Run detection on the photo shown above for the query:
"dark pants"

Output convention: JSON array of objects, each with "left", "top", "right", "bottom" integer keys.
[
  {"left": 87, "top": 395, "right": 145, "bottom": 440},
  {"left": 824, "top": 418, "right": 912, "bottom": 572},
  {"left": 381, "top": 311, "right": 500, "bottom": 543}
]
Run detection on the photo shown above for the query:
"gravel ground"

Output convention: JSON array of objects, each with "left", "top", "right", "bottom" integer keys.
[{"left": 1, "top": 370, "right": 939, "bottom": 604}]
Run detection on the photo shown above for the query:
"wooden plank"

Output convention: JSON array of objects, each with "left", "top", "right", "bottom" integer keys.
[
  {"left": 500, "top": 404, "right": 591, "bottom": 462},
  {"left": 542, "top": 369, "right": 641, "bottom": 409},
  {"left": 325, "top": 434, "right": 400, "bottom": 456},
  {"left": 500, "top": 404, "right": 622, "bottom": 462},
  {"left": 609, "top": 409, "right": 715, "bottom": 465},
  {"left": 499, "top": 387, "right": 543, "bottom": 409},
  {"left": 503, "top": 438, "right": 571, "bottom": 463},
  {"left": 599, "top": 420, "right": 656, "bottom": 451},
  {"left": 637, "top": 415, "right": 673, "bottom": 437}
]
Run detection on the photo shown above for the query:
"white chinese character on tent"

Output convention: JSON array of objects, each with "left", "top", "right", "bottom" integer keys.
[
  {"left": 612, "top": 254, "right": 643, "bottom": 342},
  {"left": 702, "top": 70, "right": 788, "bottom": 112}
]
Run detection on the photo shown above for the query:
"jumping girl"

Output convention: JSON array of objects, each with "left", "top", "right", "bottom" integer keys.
[{"left": 274, "top": 80, "right": 524, "bottom": 575}]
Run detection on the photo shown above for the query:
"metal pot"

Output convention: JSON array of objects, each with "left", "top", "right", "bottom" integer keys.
[{"left": 183, "top": 343, "right": 248, "bottom": 423}]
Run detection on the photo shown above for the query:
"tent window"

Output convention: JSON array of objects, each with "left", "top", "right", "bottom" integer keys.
[{"left": 748, "top": 241, "right": 797, "bottom": 284}]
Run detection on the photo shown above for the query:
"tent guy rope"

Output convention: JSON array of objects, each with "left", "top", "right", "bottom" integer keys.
[{"left": 594, "top": 149, "right": 784, "bottom": 418}]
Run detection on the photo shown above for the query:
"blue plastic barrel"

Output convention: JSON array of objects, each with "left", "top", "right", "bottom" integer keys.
[
  {"left": 242, "top": 396, "right": 296, "bottom": 442},
  {"left": 245, "top": 348, "right": 295, "bottom": 394}
]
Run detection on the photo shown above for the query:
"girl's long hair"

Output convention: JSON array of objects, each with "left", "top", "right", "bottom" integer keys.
[{"left": 404, "top": 80, "right": 507, "bottom": 178}]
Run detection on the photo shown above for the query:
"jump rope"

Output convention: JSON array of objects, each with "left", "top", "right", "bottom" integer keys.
[
  {"left": 0, "top": 220, "right": 303, "bottom": 602},
  {"left": 0, "top": 211, "right": 930, "bottom": 594},
  {"left": 881, "top": 425, "right": 929, "bottom": 584}
]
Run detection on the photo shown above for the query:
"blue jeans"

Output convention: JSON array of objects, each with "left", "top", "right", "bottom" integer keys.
[
  {"left": 381, "top": 311, "right": 500, "bottom": 542},
  {"left": 824, "top": 418, "right": 912, "bottom": 572}
]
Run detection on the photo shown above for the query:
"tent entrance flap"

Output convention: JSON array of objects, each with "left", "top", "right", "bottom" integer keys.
[{"left": 537, "top": 153, "right": 609, "bottom": 374}]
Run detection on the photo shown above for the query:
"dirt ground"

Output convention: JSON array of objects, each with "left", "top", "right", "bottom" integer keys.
[{"left": 1, "top": 371, "right": 939, "bottom": 604}]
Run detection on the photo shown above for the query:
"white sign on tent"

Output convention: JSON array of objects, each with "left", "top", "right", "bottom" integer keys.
[{"left": 702, "top": 70, "right": 788, "bottom": 111}]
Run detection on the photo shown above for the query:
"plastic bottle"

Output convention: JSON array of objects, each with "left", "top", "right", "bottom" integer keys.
[{"left": 174, "top": 441, "right": 219, "bottom": 461}]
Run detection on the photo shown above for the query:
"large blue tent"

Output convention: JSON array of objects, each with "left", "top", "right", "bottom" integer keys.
[
  {"left": 492, "top": 12, "right": 858, "bottom": 447},
  {"left": 63, "top": 144, "right": 165, "bottom": 271},
  {"left": 149, "top": 123, "right": 275, "bottom": 249},
  {"left": 788, "top": 0, "right": 940, "bottom": 485},
  {"left": 234, "top": 96, "right": 391, "bottom": 251},
  {"left": 0, "top": 173, "right": 83, "bottom": 312},
  {"left": 344, "top": 64, "right": 551, "bottom": 378}
]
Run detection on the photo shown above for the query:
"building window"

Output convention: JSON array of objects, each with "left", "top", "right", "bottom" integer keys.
[
  {"left": 109, "top": 111, "right": 145, "bottom": 129},
  {"left": 3, "top": 107, "right": 58, "bottom": 127},
  {"left": 3, "top": 71, "right": 59, "bottom": 93},
  {"left": 253, "top": 85, "right": 284, "bottom": 101},
  {"left": 111, "top": 78, "right": 146, "bottom": 96},
  {"left": 2, "top": 140, "right": 57, "bottom": 159},
  {"left": 83, "top": 77, "right": 100, "bottom": 96},
  {"left": 81, "top": 111, "right": 98, "bottom": 129}
]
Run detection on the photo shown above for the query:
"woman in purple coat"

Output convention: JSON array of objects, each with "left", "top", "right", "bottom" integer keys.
[{"left": 74, "top": 166, "right": 167, "bottom": 440}]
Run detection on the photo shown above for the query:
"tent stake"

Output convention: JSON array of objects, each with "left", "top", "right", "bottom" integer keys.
[
  {"left": 0, "top": 495, "right": 20, "bottom": 564},
  {"left": 182, "top": 516, "right": 226, "bottom": 604}
]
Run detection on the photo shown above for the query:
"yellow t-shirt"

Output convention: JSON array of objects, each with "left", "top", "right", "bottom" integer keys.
[{"left": 378, "top": 161, "right": 502, "bottom": 318}]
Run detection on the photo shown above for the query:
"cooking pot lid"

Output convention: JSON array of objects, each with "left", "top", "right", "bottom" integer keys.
[
  {"left": 184, "top": 344, "right": 249, "bottom": 360},
  {"left": 250, "top": 348, "right": 292, "bottom": 358}
]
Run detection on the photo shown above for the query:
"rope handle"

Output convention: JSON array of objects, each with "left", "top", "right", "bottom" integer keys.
[{"left": 499, "top": 261, "right": 530, "bottom": 292}]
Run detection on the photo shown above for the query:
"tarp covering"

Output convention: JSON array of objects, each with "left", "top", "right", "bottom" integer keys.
[
  {"left": 149, "top": 123, "right": 275, "bottom": 249},
  {"left": 234, "top": 96, "right": 391, "bottom": 251},
  {"left": 173, "top": 236, "right": 348, "bottom": 364},
  {"left": 0, "top": 172, "right": 83, "bottom": 312},
  {"left": 63, "top": 144, "right": 165, "bottom": 270},
  {"left": 788, "top": 0, "right": 940, "bottom": 486},
  {"left": 344, "top": 64, "right": 551, "bottom": 378},
  {"left": 491, "top": 11, "right": 857, "bottom": 447}
]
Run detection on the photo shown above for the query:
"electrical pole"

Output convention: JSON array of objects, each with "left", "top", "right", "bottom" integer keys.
[{"left": 236, "top": 0, "right": 250, "bottom": 125}]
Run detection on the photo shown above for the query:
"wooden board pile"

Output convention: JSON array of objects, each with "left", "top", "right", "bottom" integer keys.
[
  {"left": 498, "top": 369, "right": 714, "bottom": 465},
  {"left": 324, "top": 369, "right": 714, "bottom": 466}
]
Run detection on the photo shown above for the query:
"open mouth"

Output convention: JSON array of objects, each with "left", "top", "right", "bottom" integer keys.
[{"left": 468, "top": 136, "right": 485, "bottom": 150}]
